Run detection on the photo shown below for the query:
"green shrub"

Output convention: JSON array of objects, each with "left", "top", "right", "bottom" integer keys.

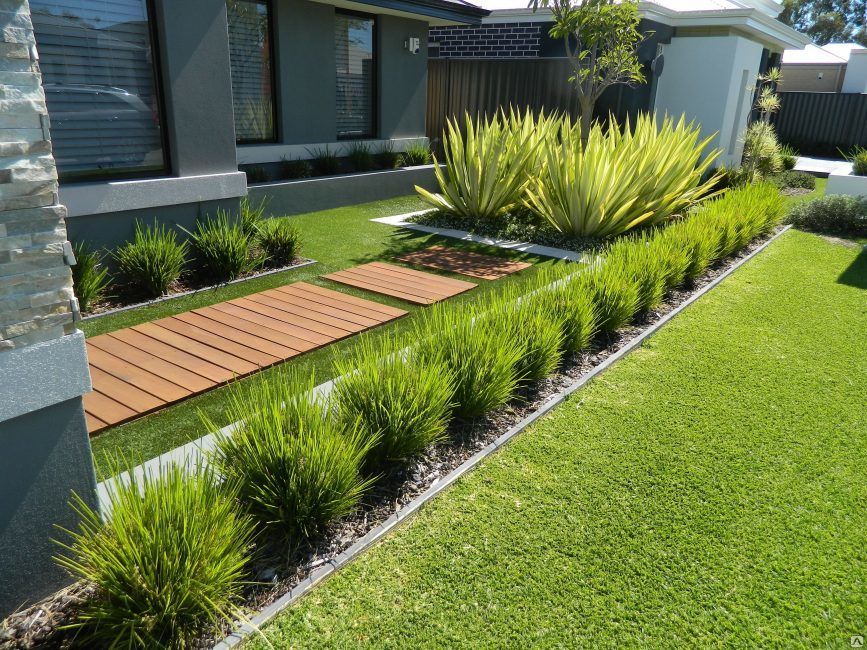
[
  {"left": 648, "top": 229, "right": 691, "bottom": 292},
  {"left": 307, "top": 145, "right": 340, "bottom": 176},
  {"left": 505, "top": 302, "right": 564, "bottom": 386},
  {"left": 771, "top": 170, "right": 816, "bottom": 191},
  {"left": 238, "top": 197, "right": 266, "bottom": 237},
  {"left": 741, "top": 121, "right": 782, "bottom": 181},
  {"left": 208, "top": 371, "right": 373, "bottom": 547},
  {"left": 54, "top": 463, "right": 253, "bottom": 648},
  {"left": 183, "top": 213, "right": 259, "bottom": 281},
  {"left": 280, "top": 156, "right": 312, "bottom": 179},
  {"left": 244, "top": 165, "right": 270, "bottom": 184},
  {"left": 525, "top": 114, "right": 720, "bottom": 237},
  {"left": 256, "top": 218, "right": 300, "bottom": 267},
  {"left": 416, "top": 111, "right": 542, "bottom": 220},
  {"left": 664, "top": 217, "right": 720, "bottom": 282},
  {"left": 579, "top": 258, "right": 639, "bottom": 335},
  {"left": 333, "top": 335, "right": 453, "bottom": 471},
  {"left": 779, "top": 144, "right": 798, "bottom": 170},
  {"left": 347, "top": 141, "right": 375, "bottom": 172},
  {"left": 607, "top": 236, "right": 667, "bottom": 314},
  {"left": 374, "top": 141, "right": 400, "bottom": 169},
  {"left": 71, "top": 241, "right": 110, "bottom": 312},
  {"left": 398, "top": 140, "right": 432, "bottom": 167},
  {"left": 526, "top": 267, "right": 597, "bottom": 354},
  {"left": 845, "top": 145, "right": 867, "bottom": 176},
  {"left": 113, "top": 221, "right": 187, "bottom": 299},
  {"left": 414, "top": 301, "right": 521, "bottom": 419},
  {"left": 788, "top": 194, "right": 867, "bottom": 235}
]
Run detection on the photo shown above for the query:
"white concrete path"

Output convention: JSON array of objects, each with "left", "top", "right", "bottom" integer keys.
[{"left": 794, "top": 156, "right": 853, "bottom": 176}]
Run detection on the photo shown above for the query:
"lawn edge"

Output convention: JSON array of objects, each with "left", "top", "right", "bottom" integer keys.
[{"left": 216, "top": 225, "right": 793, "bottom": 649}]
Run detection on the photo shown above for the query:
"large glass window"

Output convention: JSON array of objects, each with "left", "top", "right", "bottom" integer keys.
[
  {"left": 227, "top": 0, "right": 276, "bottom": 143},
  {"left": 335, "top": 12, "right": 375, "bottom": 139},
  {"left": 30, "top": 0, "right": 168, "bottom": 180}
]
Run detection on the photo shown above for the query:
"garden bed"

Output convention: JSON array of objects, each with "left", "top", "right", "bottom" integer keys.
[
  {"left": 80, "top": 257, "right": 316, "bottom": 321},
  {"left": 3, "top": 225, "right": 786, "bottom": 650}
]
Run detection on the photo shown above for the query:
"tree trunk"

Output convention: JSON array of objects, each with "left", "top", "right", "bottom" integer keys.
[{"left": 578, "top": 97, "right": 594, "bottom": 147}]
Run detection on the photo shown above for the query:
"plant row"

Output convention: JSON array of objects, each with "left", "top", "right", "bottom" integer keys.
[
  {"left": 54, "top": 183, "right": 785, "bottom": 648},
  {"left": 243, "top": 141, "right": 433, "bottom": 184},
  {"left": 416, "top": 110, "right": 722, "bottom": 238},
  {"left": 71, "top": 200, "right": 301, "bottom": 312}
]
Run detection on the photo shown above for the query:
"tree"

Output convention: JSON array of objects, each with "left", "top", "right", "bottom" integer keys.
[
  {"left": 778, "top": 0, "right": 867, "bottom": 46},
  {"left": 531, "top": 0, "right": 645, "bottom": 145}
]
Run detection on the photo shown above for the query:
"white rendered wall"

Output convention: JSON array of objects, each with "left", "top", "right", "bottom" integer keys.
[
  {"left": 841, "top": 50, "right": 867, "bottom": 93},
  {"left": 653, "top": 34, "right": 765, "bottom": 167}
]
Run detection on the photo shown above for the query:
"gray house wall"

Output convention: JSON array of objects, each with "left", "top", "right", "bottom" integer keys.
[{"left": 378, "top": 14, "right": 429, "bottom": 138}]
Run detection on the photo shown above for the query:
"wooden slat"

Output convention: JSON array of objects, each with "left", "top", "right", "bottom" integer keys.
[
  {"left": 85, "top": 280, "right": 407, "bottom": 435},
  {"left": 396, "top": 245, "right": 532, "bottom": 280},
  {"left": 88, "top": 335, "right": 215, "bottom": 393},
  {"left": 86, "top": 344, "right": 191, "bottom": 403},
  {"left": 323, "top": 262, "right": 476, "bottom": 305}
]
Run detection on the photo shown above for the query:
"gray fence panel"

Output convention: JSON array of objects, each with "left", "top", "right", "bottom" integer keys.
[{"left": 773, "top": 92, "right": 867, "bottom": 156}]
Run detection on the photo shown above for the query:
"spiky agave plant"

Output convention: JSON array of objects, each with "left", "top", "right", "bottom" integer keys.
[{"left": 415, "top": 110, "right": 542, "bottom": 219}]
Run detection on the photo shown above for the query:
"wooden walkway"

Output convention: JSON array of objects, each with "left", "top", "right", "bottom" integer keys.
[
  {"left": 84, "top": 282, "right": 406, "bottom": 434},
  {"left": 397, "top": 245, "right": 532, "bottom": 280},
  {"left": 323, "top": 262, "right": 476, "bottom": 305}
]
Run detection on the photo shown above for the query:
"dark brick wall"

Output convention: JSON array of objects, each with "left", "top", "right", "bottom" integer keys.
[{"left": 429, "top": 22, "right": 543, "bottom": 58}]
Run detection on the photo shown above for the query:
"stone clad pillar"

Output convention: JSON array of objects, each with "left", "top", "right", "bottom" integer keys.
[{"left": 0, "top": 0, "right": 97, "bottom": 617}]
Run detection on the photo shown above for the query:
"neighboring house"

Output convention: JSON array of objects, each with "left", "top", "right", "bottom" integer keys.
[
  {"left": 428, "top": 0, "right": 810, "bottom": 166},
  {"left": 779, "top": 43, "right": 867, "bottom": 93},
  {"left": 25, "top": 0, "right": 487, "bottom": 248}
]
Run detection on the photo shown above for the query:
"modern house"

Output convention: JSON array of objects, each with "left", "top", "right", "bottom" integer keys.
[
  {"left": 779, "top": 43, "right": 867, "bottom": 93},
  {"left": 428, "top": 0, "right": 810, "bottom": 167},
  {"left": 25, "top": 0, "right": 487, "bottom": 248}
]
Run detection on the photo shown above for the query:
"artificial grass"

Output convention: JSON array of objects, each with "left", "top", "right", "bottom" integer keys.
[
  {"left": 88, "top": 197, "right": 554, "bottom": 478},
  {"left": 253, "top": 229, "right": 867, "bottom": 648}
]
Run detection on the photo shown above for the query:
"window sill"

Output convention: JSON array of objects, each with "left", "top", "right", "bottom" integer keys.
[{"left": 60, "top": 171, "right": 248, "bottom": 218}]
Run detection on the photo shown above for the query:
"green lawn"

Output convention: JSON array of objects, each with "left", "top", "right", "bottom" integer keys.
[
  {"left": 253, "top": 229, "right": 866, "bottom": 648},
  {"left": 88, "top": 197, "right": 555, "bottom": 478}
]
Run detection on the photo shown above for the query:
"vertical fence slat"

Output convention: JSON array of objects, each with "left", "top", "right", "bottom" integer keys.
[{"left": 773, "top": 91, "right": 867, "bottom": 156}]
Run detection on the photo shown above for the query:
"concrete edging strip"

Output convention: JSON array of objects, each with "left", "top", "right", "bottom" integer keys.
[
  {"left": 371, "top": 212, "right": 587, "bottom": 262},
  {"left": 216, "top": 225, "right": 792, "bottom": 648}
]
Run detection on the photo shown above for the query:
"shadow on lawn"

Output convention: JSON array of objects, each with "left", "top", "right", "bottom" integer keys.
[{"left": 837, "top": 245, "right": 867, "bottom": 289}]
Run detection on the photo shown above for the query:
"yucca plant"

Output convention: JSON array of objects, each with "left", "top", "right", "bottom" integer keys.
[
  {"left": 525, "top": 114, "right": 720, "bottom": 238},
  {"left": 183, "top": 213, "right": 261, "bottom": 281},
  {"left": 741, "top": 121, "right": 782, "bottom": 181},
  {"left": 414, "top": 301, "right": 522, "bottom": 419},
  {"left": 207, "top": 371, "right": 373, "bottom": 548},
  {"left": 416, "top": 110, "right": 541, "bottom": 220},
  {"left": 113, "top": 221, "right": 187, "bottom": 299},
  {"left": 525, "top": 265, "right": 597, "bottom": 355},
  {"left": 579, "top": 257, "right": 639, "bottom": 335},
  {"left": 256, "top": 218, "right": 300, "bottom": 267},
  {"left": 54, "top": 463, "right": 253, "bottom": 649},
  {"left": 71, "top": 241, "right": 110, "bottom": 312},
  {"left": 332, "top": 334, "right": 454, "bottom": 472}
]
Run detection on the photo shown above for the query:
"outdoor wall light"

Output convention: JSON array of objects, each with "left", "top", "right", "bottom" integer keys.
[{"left": 405, "top": 37, "right": 420, "bottom": 54}]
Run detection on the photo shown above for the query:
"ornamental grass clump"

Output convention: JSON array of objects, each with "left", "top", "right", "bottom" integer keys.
[
  {"left": 647, "top": 229, "right": 691, "bottom": 292},
  {"left": 184, "top": 213, "right": 261, "bottom": 281},
  {"left": 525, "top": 114, "right": 720, "bottom": 237},
  {"left": 483, "top": 290, "right": 565, "bottom": 387},
  {"left": 113, "top": 221, "right": 187, "bottom": 298},
  {"left": 606, "top": 235, "right": 668, "bottom": 314},
  {"left": 663, "top": 217, "right": 721, "bottom": 283},
  {"left": 525, "top": 266, "right": 597, "bottom": 355},
  {"left": 256, "top": 218, "right": 301, "bottom": 267},
  {"left": 71, "top": 241, "right": 110, "bottom": 312},
  {"left": 579, "top": 256, "right": 639, "bottom": 335},
  {"left": 416, "top": 109, "right": 543, "bottom": 220},
  {"left": 207, "top": 371, "right": 373, "bottom": 548},
  {"left": 332, "top": 334, "right": 454, "bottom": 472},
  {"left": 414, "top": 301, "right": 521, "bottom": 419},
  {"left": 54, "top": 464, "right": 253, "bottom": 649}
]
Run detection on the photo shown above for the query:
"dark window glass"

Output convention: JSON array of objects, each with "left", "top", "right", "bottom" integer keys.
[
  {"left": 30, "top": 0, "right": 168, "bottom": 180},
  {"left": 227, "top": 0, "right": 275, "bottom": 143},
  {"left": 335, "top": 12, "right": 375, "bottom": 139}
]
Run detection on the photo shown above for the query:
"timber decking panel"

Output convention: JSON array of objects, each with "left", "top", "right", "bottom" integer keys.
[
  {"left": 84, "top": 281, "right": 406, "bottom": 434},
  {"left": 396, "top": 245, "right": 532, "bottom": 280},
  {"left": 323, "top": 262, "right": 477, "bottom": 305}
]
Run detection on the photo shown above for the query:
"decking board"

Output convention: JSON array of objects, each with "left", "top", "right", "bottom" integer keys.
[
  {"left": 323, "top": 262, "right": 476, "bottom": 305},
  {"left": 396, "top": 245, "right": 532, "bottom": 280},
  {"left": 84, "top": 282, "right": 406, "bottom": 434}
]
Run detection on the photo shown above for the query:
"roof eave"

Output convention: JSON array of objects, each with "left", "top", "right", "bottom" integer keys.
[{"left": 350, "top": 0, "right": 489, "bottom": 23}]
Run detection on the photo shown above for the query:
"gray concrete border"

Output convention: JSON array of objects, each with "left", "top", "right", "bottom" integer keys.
[
  {"left": 371, "top": 211, "right": 587, "bottom": 261},
  {"left": 214, "top": 226, "right": 792, "bottom": 648}
]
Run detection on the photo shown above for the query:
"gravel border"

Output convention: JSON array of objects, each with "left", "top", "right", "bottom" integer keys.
[{"left": 215, "top": 226, "right": 792, "bottom": 648}]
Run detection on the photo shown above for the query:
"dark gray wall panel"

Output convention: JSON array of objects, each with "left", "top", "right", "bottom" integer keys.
[{"left": 378, "top": 14, "right": 428, "bottom": 139}]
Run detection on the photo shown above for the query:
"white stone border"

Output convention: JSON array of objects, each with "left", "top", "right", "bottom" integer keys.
[
  {"left": 213, "top": 225, "right": 792, "bottom": 648},
  {"left": 371, "top": 211, "right": 587, "bottom": 262}
]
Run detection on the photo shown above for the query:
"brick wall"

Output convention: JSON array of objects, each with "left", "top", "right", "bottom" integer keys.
[
  {"left": 0, "top": 0, "right": 77, "bottom": 351},
  {"left": 429, "top": 23, "right": 542, "bottom": 58}
]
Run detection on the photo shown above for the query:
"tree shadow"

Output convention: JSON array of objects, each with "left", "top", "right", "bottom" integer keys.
[{"left": 837, "top": 245, "right": 867, "bottom": 289}]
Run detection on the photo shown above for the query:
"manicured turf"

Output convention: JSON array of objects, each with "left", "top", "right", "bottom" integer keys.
[
  {"left": 88, "top": 197, "right": 554, "bottom": 478},
  {"left": 252, "top": 229, "right": 866, "bottom": 648}
]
